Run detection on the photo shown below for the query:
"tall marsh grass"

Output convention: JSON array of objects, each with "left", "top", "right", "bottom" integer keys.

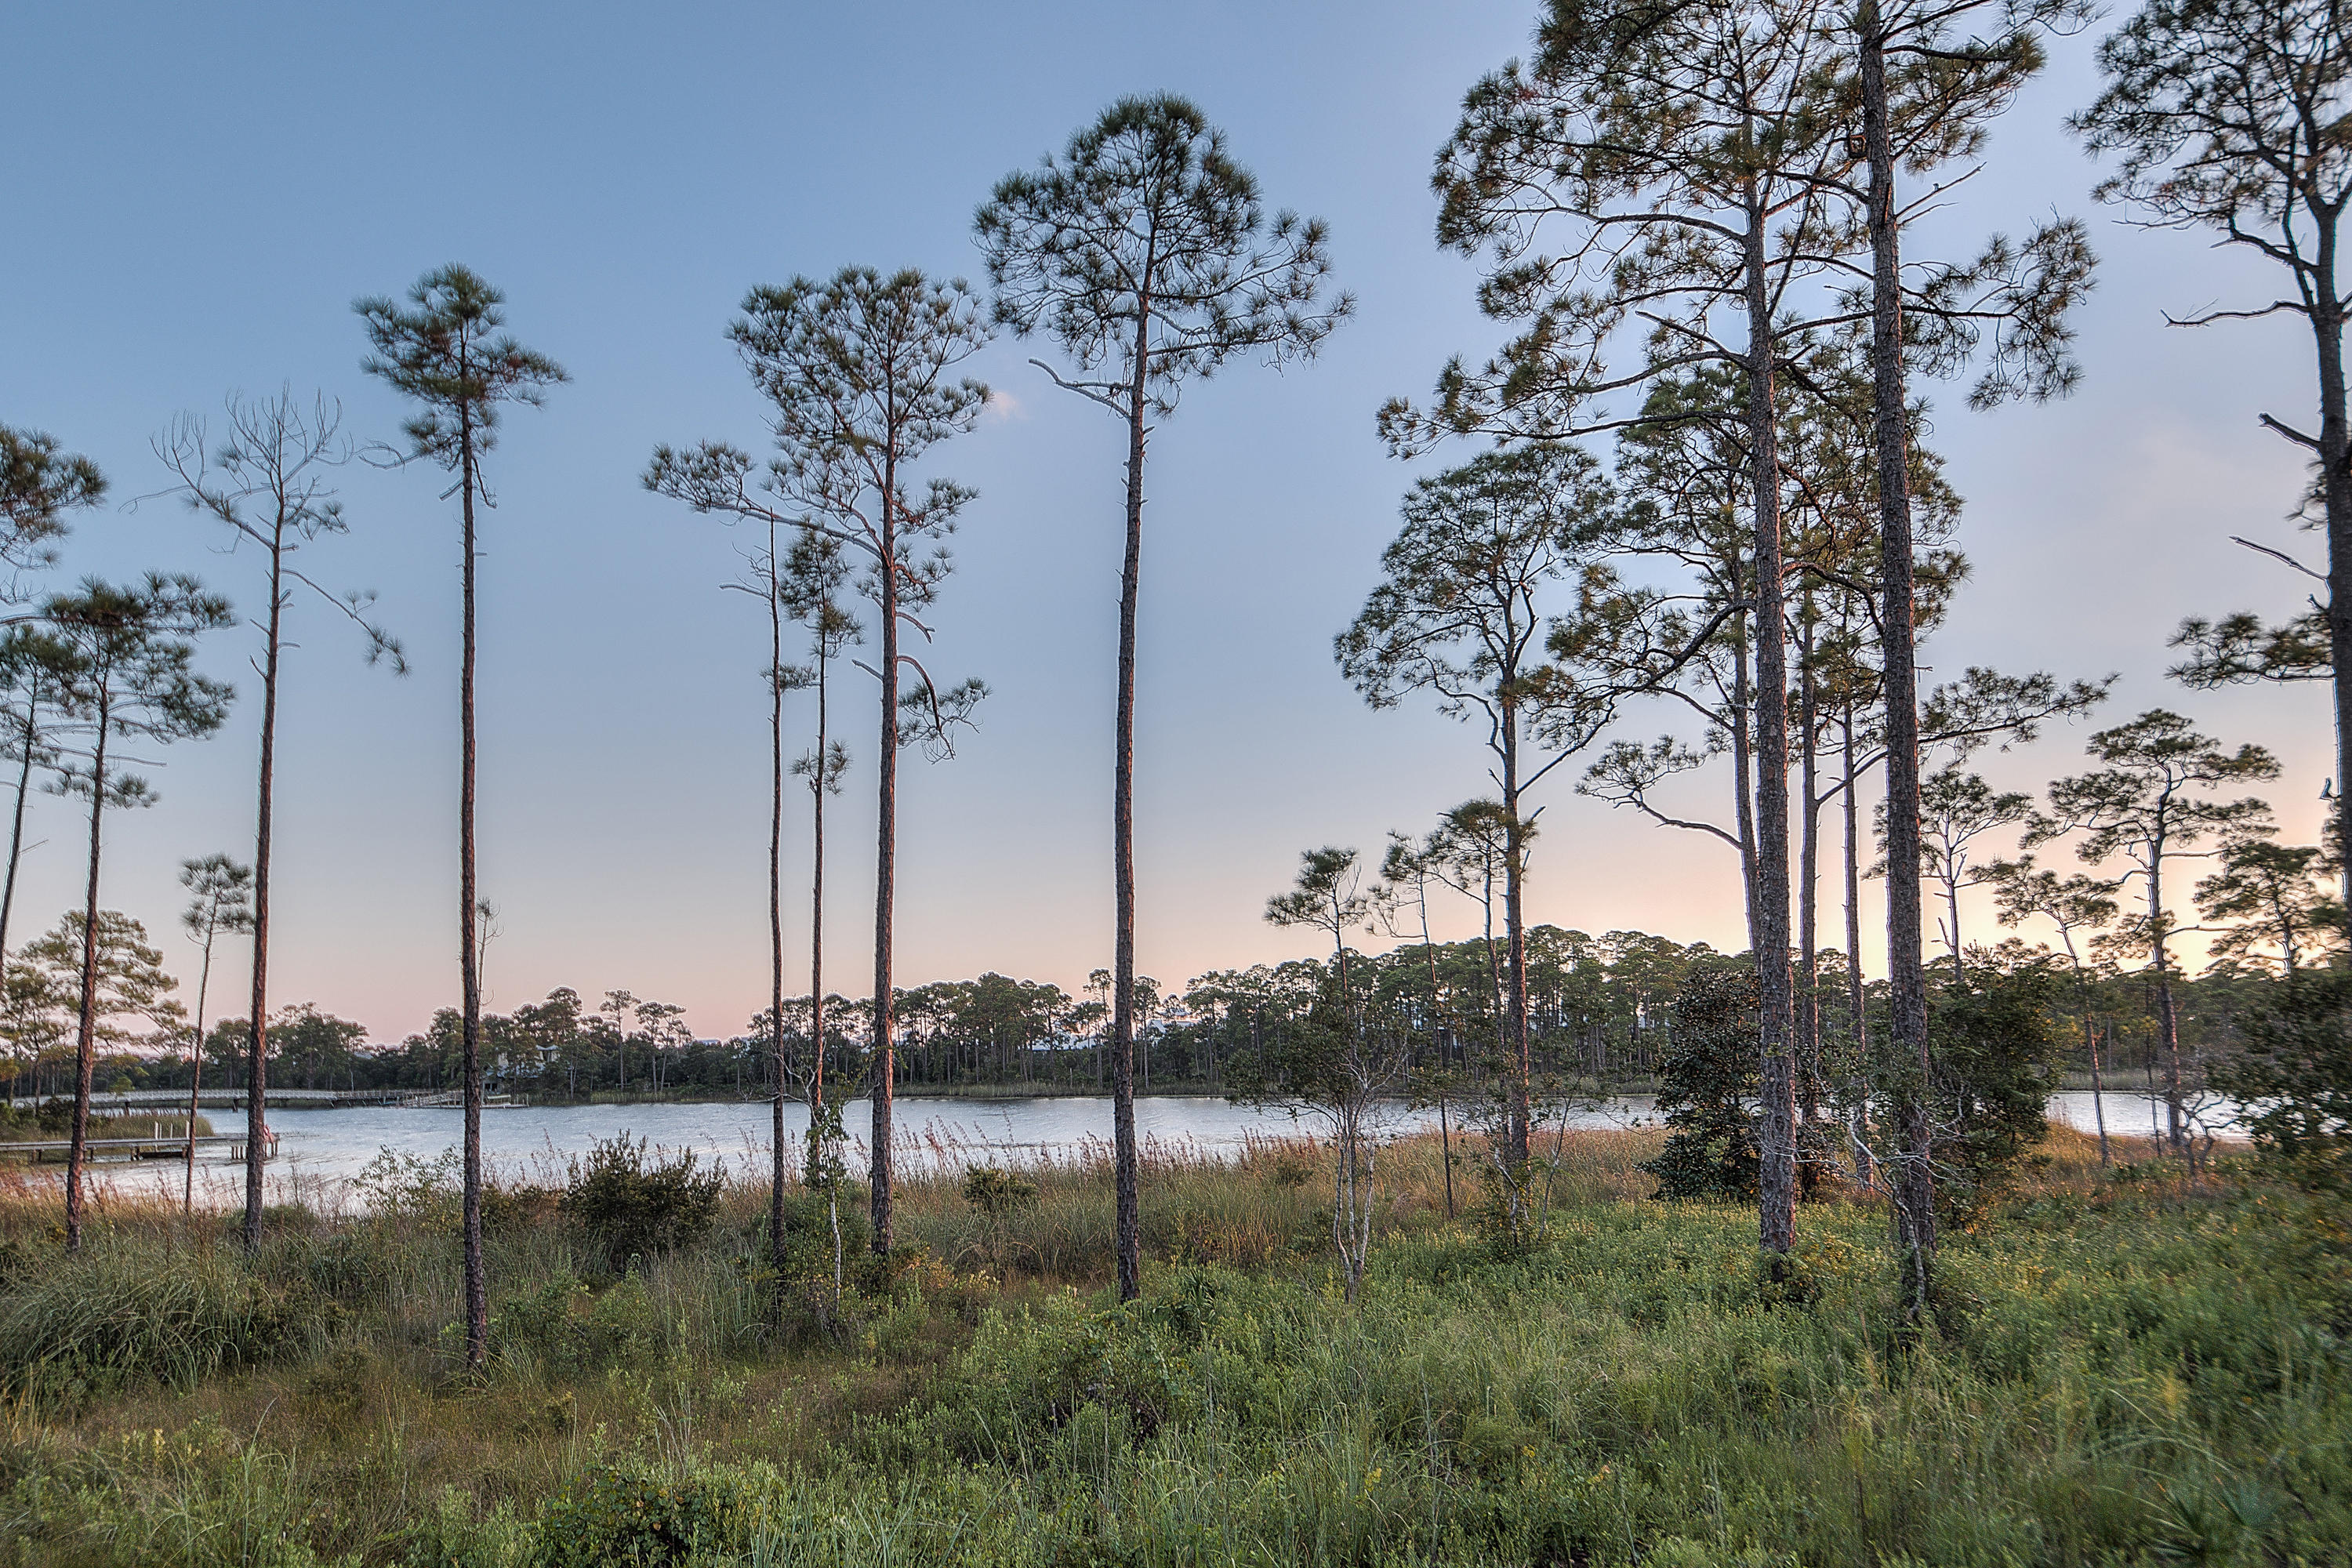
[{"left": 0, "top": 1123, "right": 2340, "bottom": 1566}]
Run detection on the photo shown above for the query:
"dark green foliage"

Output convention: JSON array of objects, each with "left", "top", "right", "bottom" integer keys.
[
  {"left": 1642, "top": 967, "right": 1759, "bottom": 1201},
  {"left": 961, "top": 1165, "right": 1038, "bottom": 1216},
  {"left": 0, "top": 425, "right": 103, "bottom": 575},
  {"left": 2211, "top": 969, "right": 2352, "bottom": 1185},
  {"left": 355, "top": 266, "right": 568, "bottom": 467},
  {"left": 768, "top": 1188, "right": 869, "bottom": 1283},
  {"left": 559, "top": 1135, "right": 720, "bottom": 1272},
  {"left": 532, "top": 1458, "right": 742, "bottom": 1568},
  {"left": 1927, "top": 960, "right": 2064, "bottom": 1221}
]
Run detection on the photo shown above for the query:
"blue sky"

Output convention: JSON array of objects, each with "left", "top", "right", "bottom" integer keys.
[{"left": 1, "top": 1, "right": 2330, "bottom": 1041}]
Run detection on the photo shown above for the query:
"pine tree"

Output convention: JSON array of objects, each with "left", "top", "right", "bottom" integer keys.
[
  {"left": 977, "top": 95, "right": 1348, "bottom": 1300},
  {"left": 43, "top": 576, "right": 233, "bottom": 1250},
  {"left": 647, "top": 267, "right": 989, "bottom": 1257},
  {"left": 357, "top": 265, "right": 564, "bottom": 1363}
]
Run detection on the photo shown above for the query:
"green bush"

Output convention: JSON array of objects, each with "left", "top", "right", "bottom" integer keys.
[
  {"left": 559, "top": 1134, "right": 720, "bottom": 1272},
  {"left": 531, "top": 1459, "right": 745, "bottom": 1566},
  {"left": 2211, "top": 968, "right": 2352, "bottom": 1185},
  {"left": 1642, "top": 967, "right": 1761, "bottom": 1201},
  {"left": 961, "top": 1164, "right": 1039, "bottom": 1215}
]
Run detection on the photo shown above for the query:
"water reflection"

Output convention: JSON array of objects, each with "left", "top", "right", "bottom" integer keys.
[{"left": 56, "top": 1088, "right": 2189, "bottom": 1209}]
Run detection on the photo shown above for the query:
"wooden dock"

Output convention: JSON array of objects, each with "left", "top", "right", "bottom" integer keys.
[{"left": 0, "top": 1131, "right": 279, "bottom": 1164}]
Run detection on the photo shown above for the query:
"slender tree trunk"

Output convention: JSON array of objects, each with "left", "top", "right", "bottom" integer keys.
[
  {"left": 63, "top": 691, "right": 108, "bottom": 1252},
  {"left": 810, "top": 640, "right": 831, "bottom": 1146},
  {"left": 2149, "top": 855, "right": 2187, "bottom": 1153},
  {"left": 1863, "top": 5, "right": 1937, "bottom": 1330},
  {"left": 872, "top": 458, "right": 901, "bottom": 1258},
  {"left": 1501, "top": 703, "right": 1532, "bottom": 1172},
  {"left": 1946, "top": 874, "right": 1965, "bottom": 986},
  {"left": 183, "top": 935, "right": 212, "bottom": 1214},
  {"left": 767, "top": 524, "right": 787, "bottom": 1309},
  {"left": 1420, "top": 903, "right": 1454, "bottom": 1220},
  {"left": 458, "top": 410, "right": 488, "bottom": 1369},
  {"left": 1798, "top": 615, "right": 1822, "bottom": 1171},
  {"left": 2310, "top": 214, "right": 2352, "bottom": 942},
  {"left": 2086, "top": 1000, "right": 2111, "bottom": 1167},
  {"left": 243, "top": 545, "right": 284, "bottom": 1250},
  {"left": 1841, "top": 696, "right": 1871, "bottom": 1189},
  {"left": 1744, "top": 194, "right": 1798, "bottom": 1257},
  {"left": 1732, "top": 634, "right": 1759, "bottom": 936},
  {"left": 1112, "top": 310, "right": 1151, "bottom": 1302},
  {"left": 811, "top": 609, "right": 839, "bottom": 1293},
  {"left": 0, "top": 688, "right": 38, "bottom": 963}
]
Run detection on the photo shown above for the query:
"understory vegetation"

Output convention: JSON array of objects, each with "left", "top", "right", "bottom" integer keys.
[{"left": 1, "top": 1125, "right": 2345, "bottom": 1566}]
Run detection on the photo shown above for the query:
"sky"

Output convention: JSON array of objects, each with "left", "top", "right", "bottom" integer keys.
[{"left": 0, "top": 2, "right": 2332, "bottom": 1044}]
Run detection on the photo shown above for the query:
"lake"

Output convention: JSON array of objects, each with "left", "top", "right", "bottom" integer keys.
[{"left": 51, "top": 1087, "right": 2186, "bottom": 1210}]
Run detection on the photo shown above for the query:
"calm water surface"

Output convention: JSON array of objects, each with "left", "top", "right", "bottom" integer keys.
[{"left": 70, "top": 1089, "right": 2179, "bottom": 1209}]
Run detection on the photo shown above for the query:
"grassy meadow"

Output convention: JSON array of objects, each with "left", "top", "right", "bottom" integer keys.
[{"left": 0, "top": 1126, "right": 2345, "bottom": 1566}]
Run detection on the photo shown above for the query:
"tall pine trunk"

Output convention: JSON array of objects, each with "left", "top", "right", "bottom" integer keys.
[
  {"left": 871, "top": 458, "right": 900, "bottom": 1257},
  {"left": 1112, "top": 310, "right": 1151, "bottom": 1302},
  {"left": 811, "top": 629, "right": 838, "bottom": 1292},
  {"left": 62, "top": 689, "right": 109, "bottom": 1252},
  {"left": 1798, "top": 612, "right": 1822, "bottom": 1159},
  {"left": 458, "top": 403, "right": 488, "bottom": 1369},
  {"left": 767, "top": 522, "right": 788, "bottom": 1307},
  {"left": 1744, "top": 190, "right": 1798, "bottom": 1258},
  {"left": 1862, "top": 2, "right": 1937, "bottom": 1330},
  {"left": 2148, "top": 851, "right": 2187, "bottom": 1152},
  {"left": 1841, "top": 697, "right": 1872, "bottom": 1189},
  {"left": 1501, "top": 702, "right": 1532, "bottom": 1172},
  {"left": 243, "top": 539, "right": 284, "bottom": 1248},
  {"left": 2309, "top": 207, "right": 2352, "bottom": 942}
]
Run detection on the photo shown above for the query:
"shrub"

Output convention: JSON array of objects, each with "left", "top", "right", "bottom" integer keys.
[
  {"left": 560, "top": 1135, "right": 720, "bottom": 1272},
  {"left": 350, "top": 1145, "right": 461, "bottom": 1227},
  {"left": 961, "top": 1165, "right": 1039, "bottom": 1216},
  {"left": 532, "top": 1460, "right": 746, "bottom": 1567},
  {"left": 482, "top": 1183, "right": 561, "bottom": 1240},
  {"left": 2210, "top": 969, "right": 2352, "bottom": 1187},
  {"left": 1926, "top": 959, "right": 2064, "bottom": 1221},
  {"left": 1643, "top": 967, "right": 1759, "bottom": 1200}
]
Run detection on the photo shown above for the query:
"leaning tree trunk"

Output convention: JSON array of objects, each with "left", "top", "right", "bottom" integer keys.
[
  {"left": 62, "top": 689, "right": 110, "bottom": 1253},
  {"left": 0, "top": 687, "right": 38, "bottom": 963},
  {"left": 2084, "top": 985, "right": 2111, "bottom": 1167},
  {"left": 1744, "top": 192, "right": 1798, "bottom": 1258},
  {"left": 243, "top": 539, "right": 284, "bottom": 1250},
  {"left": 1111, "top": 309, "right": 1151, "bottom": 1303},
  {"left": 1863, "top": 1, "right": 1937, "bottom": 1332},
  {"left": 183, "top": 935, "right": 213, "bottom": 1214}
]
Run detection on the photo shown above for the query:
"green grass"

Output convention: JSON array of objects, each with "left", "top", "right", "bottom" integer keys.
[{"left": 0, "top": 1126, "right": 2342, "bottom": 1566}]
